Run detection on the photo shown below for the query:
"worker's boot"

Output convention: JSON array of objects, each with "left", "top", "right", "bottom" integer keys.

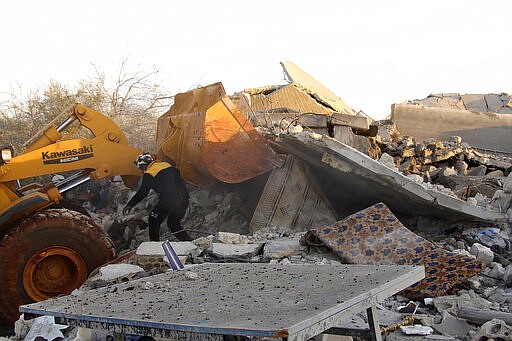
[
  {"left": 148, "top": 209, "right": 165, "bottom": 241},
  {"left": 167, "top": 213, "right": 192, "bottom": 241},
  {"left": 173, "top": 229, "right": 192, "bottom": 241}
]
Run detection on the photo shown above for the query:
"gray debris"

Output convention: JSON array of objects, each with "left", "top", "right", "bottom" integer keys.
[
  {"left": 431, "top": 311, "right": 473, "bottom": 339},
  {"left": 208, "top": 242, "right": 263, "bottom": 259},
  {"left": 470, "top": 243, "right": 494, "bottom": 265},
  {"left": 262, "top": 239, "right": 307, "bottom": 260},
  {"left": 471, "top": 319, "right": 512, "bottom": 341}
]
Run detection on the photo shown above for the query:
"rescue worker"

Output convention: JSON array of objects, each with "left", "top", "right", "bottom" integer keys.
[{"left": 123, "top": 152, "right": 191, "bottom": 241}]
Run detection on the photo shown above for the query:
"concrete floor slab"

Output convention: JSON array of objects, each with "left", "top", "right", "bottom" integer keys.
[{"left": 21, "top": 263, "right": 424, "bottom": 341}]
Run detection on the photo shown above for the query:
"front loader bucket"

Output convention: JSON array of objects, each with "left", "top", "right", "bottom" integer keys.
[{"left": 156, "top": 82, "right": 279, "bottom": 187}]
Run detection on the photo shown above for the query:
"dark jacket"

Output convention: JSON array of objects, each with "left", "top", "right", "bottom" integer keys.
[{"left": 126, "top": 162, "right": 188, "bottom": 208}]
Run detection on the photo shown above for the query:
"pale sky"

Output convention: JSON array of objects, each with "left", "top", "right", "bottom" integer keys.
[{"left": 0, "top": 0, "right": 511, "bottom": 120}]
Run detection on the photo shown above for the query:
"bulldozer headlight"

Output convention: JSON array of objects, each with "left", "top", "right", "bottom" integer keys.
[{"left": 0, "top": 146, "right": 13, "bottom": 164}]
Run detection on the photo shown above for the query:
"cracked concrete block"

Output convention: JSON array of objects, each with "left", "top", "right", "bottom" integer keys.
[
  {"left": 470, "top": 243, "right": 494, "bottom": 265},
  {"left": 209, "top": 242, "right": 263, "bottom": 259},
  {"left": 432, "top": 311, "right": 472, "bottom": 339},
  {"left": 98, "top": 264, "right": 144, "bottom": 281},
  {"left": 379, "top": 153, "right": 398, "bottom": 170},
  {"left": 498, "top": 106, "right": 512, "bottom": 114},
  {"left": 504, "top": 181, "right": 512, "bottom": 194},
  {"left": 487, "top": 170, "right": 505, "bottom": 177},
  {"left": 216, "top": 232, "right": 249, "bottom": 244},
  {"left": 488, "top": 287, "right": 512, "bottom": 304},
  {"left": 332, "top": 126, "right": 370, "bottom": 154},
  {"left": 461, "top": 94, "right": 487, "bottom": 112},
  {"left": 471, "top": 319, "right": 512, "bottom": 341},
  {"left": 247, "top": 83, "right": 333, "bottom": 115},
  {"left": 491, "top": 190, "right": 512, "bottom": 213},
  {"left": 137, "top": 241, "right": 201, "bottom": 257},
  {"left": 485, "top": 262, "right": 505, "bottom": 280},
  {"left": 504, "top": 265, "right": 512, "bottom": 286},
  {"left": 433, "top": 293, "right": 494, "bottom": 315},
  {"left": 136, "top": 241, "right": 200, "bottom": 270},
  {"left": 262, "top": 239, "right": 307, "bottom": 259},
  {"left": 484, "top": 94, "right": 504, "bottom": 113}
]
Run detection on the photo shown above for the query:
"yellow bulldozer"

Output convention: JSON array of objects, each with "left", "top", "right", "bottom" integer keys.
[{"left": 0, "top": 82, "right": 278, "bottom": 323}]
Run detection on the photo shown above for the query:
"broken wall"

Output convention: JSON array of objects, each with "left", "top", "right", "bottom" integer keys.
[
  {"left": 391, "top": 100, "right": 512, "bottom": 154},
  {"left": 410, "top": 93, "right": 512, "bottom": 114}
]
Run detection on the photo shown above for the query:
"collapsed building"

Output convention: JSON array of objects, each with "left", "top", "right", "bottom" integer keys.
[
  {"left": 16, "top": 62, "right": 512, "bottom": 340},
  {"left": 160, "top": 61, "right": 510, "bottom": 241}
]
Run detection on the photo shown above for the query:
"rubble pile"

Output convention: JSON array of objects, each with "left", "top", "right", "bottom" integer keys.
[
  {"left": 73, "top": 132, "right": 511, "bottom": 341},
  {"left": 59, "top": 221, "right": 512, "bottom": 340},
  {"left": 373, "top": 120, "right": 512, "bottom": 217}
]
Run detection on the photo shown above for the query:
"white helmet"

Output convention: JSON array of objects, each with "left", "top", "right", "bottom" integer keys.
[{"left": 135, "top": 152, "right": 154, "bottom": 169}]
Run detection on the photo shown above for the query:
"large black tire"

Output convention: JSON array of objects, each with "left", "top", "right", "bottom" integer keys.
[
  {"left": 55, "top": 197, "right": 91, "bottom": 217},
  {"left": 0, "top": 209, "right": 116, "bottom": 323}
]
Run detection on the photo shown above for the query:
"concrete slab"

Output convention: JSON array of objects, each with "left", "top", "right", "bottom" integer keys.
[
  {"left": 250, "top": 155, "right": 337, "bottom": 233},
  {"left": 136, "top": 241, "right": 200, "bottom": 257},
  {"left": 21, "top": 263, "right": 424, "bottom": 341},
  {"left": 247, "top": 83, "right": 333, "bottom": 115},
  {"left": 209, "top": 243, "right": 263, "bottom": 258},
  {"left": 461, "top": 94, "right": 487, "bottom": 112},
  {"left": 272, "top": 132, "right": 507, "bottom": 225},
  {"left": 280, "top": 61, "right": 357, "bottom": 116},
  {"left": 98, "top": 264, "right": 144, "bottom": 281}
]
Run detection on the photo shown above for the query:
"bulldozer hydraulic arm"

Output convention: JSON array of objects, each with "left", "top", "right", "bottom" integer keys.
[{"left": 0, "top": 104, "right": 142, "bottom": 229}]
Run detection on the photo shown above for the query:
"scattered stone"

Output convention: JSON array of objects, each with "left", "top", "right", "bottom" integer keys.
[
  {"left": 484, "top": 287, "right": 512, "bottom": 304},
  {"left": 215, "top": 231, "right": 249, "bottom": 244},
  {"left": 504, "top": 265, "right": 512, "bottom": 286},
  {"left": 135, "top": 241, "right": 199, "bottom": 270},
  {"left": 431, "top": 311, "right": 473, "bottom": 339},
  {"left": 491, "top": 189, "right": 512, "bottom": 213},
  {"left": 484, "top": 262, "right": 505, "bottom": 280},
  {"left": 98, "top": 264, "right": 144, "bottom": 281},
  {"left": 466, "top": 165, "right": 487, "bottom": 176},
  {"left": 379, "top": 152, "right": 397, "bottom": 170},
  {"left": 470, "top": 243, "right": 494, "bottom": 265},
  {"left": 400, "top": 325, "right": 433, "bottom": 335},
  {"left": 262, "top": 239, "right": 307, "bottom": 260},
  {"left": 184, "top": 271, "right": 199, "bottom": 280},
  {"left": 21, "top": 316, "right": 67, "bottom": 341},
  {"left": 487, "top": 170, "right": 504, "bottom": 177},
  {"left": 208, "top": 242, "right": 263, "bottom": 259}
]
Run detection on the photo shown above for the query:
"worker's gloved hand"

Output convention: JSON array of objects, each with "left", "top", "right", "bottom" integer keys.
[{"left": 122, "top": 204, "right": 133, "bottom": 215}]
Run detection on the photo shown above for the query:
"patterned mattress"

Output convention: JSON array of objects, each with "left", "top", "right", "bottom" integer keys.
[{"left": 306, "top": 202, "right": 483, "bottom": 297}]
